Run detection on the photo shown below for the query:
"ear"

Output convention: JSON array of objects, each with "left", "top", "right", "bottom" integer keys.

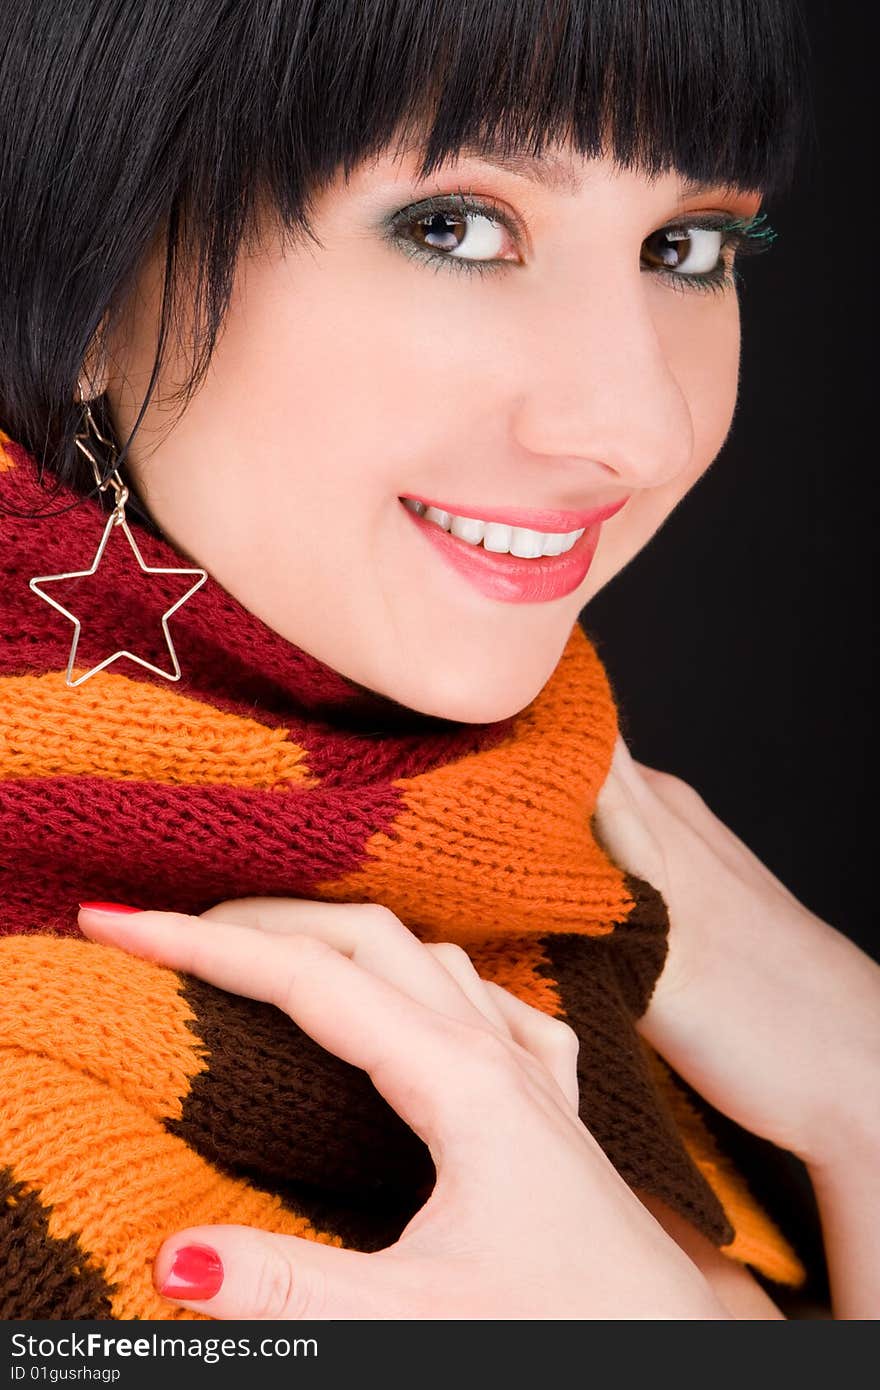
[{"left": 78, "top": 317, "right": 111, "bottom": 399}]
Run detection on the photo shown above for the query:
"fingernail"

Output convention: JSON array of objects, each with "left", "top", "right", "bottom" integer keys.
[
  {"left": 158, "top": 1243, "right": 224, "bottom": 1300},
  {"left": 78, "top": 901, "right": 144, "bottom": 914}
]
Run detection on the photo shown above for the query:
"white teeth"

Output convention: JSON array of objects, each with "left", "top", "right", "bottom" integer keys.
[
  {"left": 402, "top": 498, "right": 585, "bottom": 558},
  {"left": 482, "top": 522, "right": 514, "bottom": 552},
  {"left": 449, "top": 515, "right": 486, "bottom": 545},
  {"left": 509, "top": 526, "right": 544, "bottom": 559},
  {"left": 540, "top": 531, "right": 566, "bottom": 556}
]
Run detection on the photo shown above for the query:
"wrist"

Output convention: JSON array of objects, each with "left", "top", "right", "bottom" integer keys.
[
  {"left": 802, "top": 1088, "right": 880, "bottom": 1177},
  {"left": 794, "top": 943, "right": 880, "bottom": 1170}
]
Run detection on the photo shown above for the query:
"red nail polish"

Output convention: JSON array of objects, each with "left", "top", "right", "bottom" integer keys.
[
  {"left": 78, "top": 901, "right": 144, "bottom": 914},
  {"left": 159, "top": 1243, "right": 224, "bottom": 1300}
]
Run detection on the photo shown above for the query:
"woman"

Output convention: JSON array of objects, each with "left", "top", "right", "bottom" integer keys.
[{"left": 1, "top": 0, "right": 877, "bottom": 1320}]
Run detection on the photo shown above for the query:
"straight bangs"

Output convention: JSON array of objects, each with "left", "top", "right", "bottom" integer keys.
[
  {"left": 0, "top": 0, "right": 810, "bottom": 504},
  {"left": 292, "top": 0, "right": 810, "bottom": 204}
]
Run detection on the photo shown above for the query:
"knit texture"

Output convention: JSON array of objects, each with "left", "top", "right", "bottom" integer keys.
[{"left": 0, "top": 429, "right": 805, "bottom": 1317}]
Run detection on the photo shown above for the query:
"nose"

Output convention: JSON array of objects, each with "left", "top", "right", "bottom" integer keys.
[{"left": 510, "top": 267, "right": 694, "bottom": 491}]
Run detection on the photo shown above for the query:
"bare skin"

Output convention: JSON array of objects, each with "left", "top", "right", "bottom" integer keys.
[
  {"left": 596, "top": 737, "right": 880, "bottom": 1319},
  {"left": 73, "top": 141, "right": 880, "bottom": 1318},
  {"left": 96, "top": 139, "right": 759, "bottom": 723},
  {"left": 76, "top": 898, "right": 736, "bottom": 1320}
]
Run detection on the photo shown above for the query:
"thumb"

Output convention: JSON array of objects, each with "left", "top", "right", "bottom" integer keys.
[
  {"left": 594, "top": 738, "right": 667, "bottom": 888},
  {"left": 153, "top": 1225, "right": 396, "bottom": 1320}
]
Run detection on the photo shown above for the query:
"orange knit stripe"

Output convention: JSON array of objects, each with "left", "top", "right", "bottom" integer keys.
[
  {"left": 0, "top": 1051, "right": 341, "bottom": 1321},
  {"left": 317, "top": 625, "right": 635, "bottom": 946},
  {"left": 0, "top": 672, "right": 316, "bottom": 789},
  {"left": 0, "top": 429, "right": 15, "bottom": 470},
  {"left": 0, "top": 937, "right": 205, "bottom": 1121},
  {"left": 642, "top": 1044, "right": 806, "bottom": 1287},
  {"left": 467, "top": 937, "right": 563, "bottom": 1015}
]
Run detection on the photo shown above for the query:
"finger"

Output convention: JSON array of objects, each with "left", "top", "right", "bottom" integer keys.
[
  {"left": 423, "top": 942, "right": 512, "bottom": 1034},
  {"left": 482, "top": 982, "right": 580, "bottom": 1114},
  {"left": 75, "top": 905, "right": 514, "bottom": 1152},
  {"left": 630, "top": 765, "right": 802, "bottom": 906},
  {"left": 197, "top": 897, "right": 493, "bottom": 1030},
  {"left": 86, "top": 894, "right": 495, "bottom": 1033},
  {"left": 594, "top": 748, "right": 667, "bottom": 886},
  {"left": 602, "top": 734, "right": 666, "bottom": 818},
  {"left": 152, "top": 1224, "right": 403, "bottom": 1320}
]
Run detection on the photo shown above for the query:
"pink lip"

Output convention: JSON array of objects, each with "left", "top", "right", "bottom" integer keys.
[
  {"left": 399, "top": 495, "right": 630, "bottom": 604},
  {"left": 401, "top": 495, "right": 629, "bottom": 532}
]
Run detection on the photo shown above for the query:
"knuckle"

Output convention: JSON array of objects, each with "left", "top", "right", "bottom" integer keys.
[
  {"left": 250, "top": 1253, "right": 299, "bottom": 1320},
  {"left": 197, "top": 899, "right": 252, "bottom": 924},
  {"left": 276, "top": 935, "right": 337, "bottom": 1012},
  {"left": 282, "top": 933, "right": 335, "bottom": 967},
  {"left": 653, "top": 769, "right": 703, "bottom": 805},
  {"left": 463, "top": 1026, "right": 521, "bottom": 1082},
  {"left": 430, "top": 941, "right": 474, "bottom": 971},
  {"left": 545, "top": 1015, "right": 580, "bottom": 1059},
  {"left": 354, "top": 902, "right": 406, "bottom": 937}
]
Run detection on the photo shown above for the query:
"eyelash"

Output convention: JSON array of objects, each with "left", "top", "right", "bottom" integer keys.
[{"left": 383, "top": 190, "right": 778, "bottom": 296}]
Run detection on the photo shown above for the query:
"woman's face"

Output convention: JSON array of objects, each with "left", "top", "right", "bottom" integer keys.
[{"left": 104, "top": 138, "right": 760, "bottom": 721}]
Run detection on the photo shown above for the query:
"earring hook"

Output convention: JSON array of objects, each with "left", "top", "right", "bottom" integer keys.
[{"left": 75, "top": 378, "right": 128, "bottom": 520}]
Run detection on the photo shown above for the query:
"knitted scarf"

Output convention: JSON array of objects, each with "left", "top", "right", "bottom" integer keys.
[{"left": 0, "top": 428, "right": 805, "bottom": 1319}]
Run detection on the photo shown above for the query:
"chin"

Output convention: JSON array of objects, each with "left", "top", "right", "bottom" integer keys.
[{"left": 390, "top": 659, "right": 558, "bottom": 726}]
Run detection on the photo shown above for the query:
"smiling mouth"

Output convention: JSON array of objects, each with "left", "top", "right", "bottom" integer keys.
[
  {"left": 394, "top": 492, "right": 628, "bottom": 556},
  {"left": 397, "top": 494, "right": 611, "bottom": 604},
  {"left": 399, "top": 498, "right": 592, "bottom": 560}
]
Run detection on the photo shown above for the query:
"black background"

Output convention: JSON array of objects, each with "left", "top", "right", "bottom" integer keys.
[
  {"left": 582, "top": 1, "right": 868, "bottom": 1310},
  {"left": 584, "top": 0, "right": 874, "bottom": 961}
]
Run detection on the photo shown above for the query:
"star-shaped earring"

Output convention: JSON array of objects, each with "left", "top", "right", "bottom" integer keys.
[
  {"left": 30, "top": 509, "right": 208, "bottom": 687},
  {"left": 29, "top": 400, "right": 207, "bottom": 687}
]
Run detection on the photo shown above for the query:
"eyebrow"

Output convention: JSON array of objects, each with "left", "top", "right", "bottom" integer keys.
[
  {"left": 454, "top": 146, "right": 586, "bottom": 194},
  {"left": 403, "top": 141, "right": 735, "bottom": 200}
]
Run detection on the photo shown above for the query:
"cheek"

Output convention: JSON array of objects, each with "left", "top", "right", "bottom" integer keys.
[
  {"left": 236, "top": 241, "right": 476, "bottom": 471},
  {"left": 641, "top": 291, "right": 742, "bottom": 501},
  {"left": 584, "top": 296, "right": 741, "bottom": 600},
  {"left": 672, "top": 297, "right": 742, "bottom": 479}
]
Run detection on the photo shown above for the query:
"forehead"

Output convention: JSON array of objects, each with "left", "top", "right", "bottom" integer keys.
[{"left": 384, "top": 131, "right": 741, "bottom": 203}]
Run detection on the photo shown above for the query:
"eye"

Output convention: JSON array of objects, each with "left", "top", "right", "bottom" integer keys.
[
  {"left": 384, "top": 192, "right": 520, "bottom": 276},
  {"left": 384, "top": 196, "right": 776, "bottom": 291},
  {"left": 639, "top": 215, "right": 777, "bottom": 295},
  {"left": 641, "top": 226, "right": 725, "bottom": 276},
  {"left": 412, "top": 207, "right": 509, "bottom": 262}
]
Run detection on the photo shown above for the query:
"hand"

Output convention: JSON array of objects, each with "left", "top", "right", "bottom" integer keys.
[
  {"left": 594, "top": 735, "right": 880, "bottom": 1170},
  {"left": 77, "top": 897, "right": 728, "bottom": 1321}
]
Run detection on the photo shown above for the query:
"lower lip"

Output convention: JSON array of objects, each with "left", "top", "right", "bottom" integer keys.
[{"left": 399, "top": 500, "right": 622, "bottom": 603}]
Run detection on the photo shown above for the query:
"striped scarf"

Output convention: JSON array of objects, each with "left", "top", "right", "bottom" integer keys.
[{"left": 0, "top": 429, "right": 805, "bottom": 1318}]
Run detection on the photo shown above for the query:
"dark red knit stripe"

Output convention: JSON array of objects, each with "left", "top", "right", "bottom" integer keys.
[
  {"left": 0, "top": 776, "right": 407, "bottom": 936},
  {"left": 0, "top": 441, "right": 360, "bottom": 713},
  {"left": 0, "top": 442, "right": 516, "bottom": 767}
]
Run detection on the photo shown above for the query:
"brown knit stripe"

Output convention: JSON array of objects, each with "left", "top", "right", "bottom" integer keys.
[
  {"left": 0, "top": 1165, "right": 115, "bottom": 1320},
  {"left": 0, "top": 671, "right": 317, "bottom": 788},
  {"left": 536, "top": 929, "right": 735, "bottom": 1246},
  {"left": 0, "top": 423, "right": 803, "bottom": 1291},
  {"left": 0, "top": 937, "right": 206, "bottom": 1121},
  {"left": 640, "top": 1046, "right": 807, "bottom": 1286},
  {"left": 0, "top": 1049, "right": 342, "bottom": 1319},
  {"left": 171, "top": 976, "right": 436, "bottom": 1252}
]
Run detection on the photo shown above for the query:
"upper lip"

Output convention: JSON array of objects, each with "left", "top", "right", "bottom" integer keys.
[{"left": 400, "top": 494, "right": 630, "bottom": 533}]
